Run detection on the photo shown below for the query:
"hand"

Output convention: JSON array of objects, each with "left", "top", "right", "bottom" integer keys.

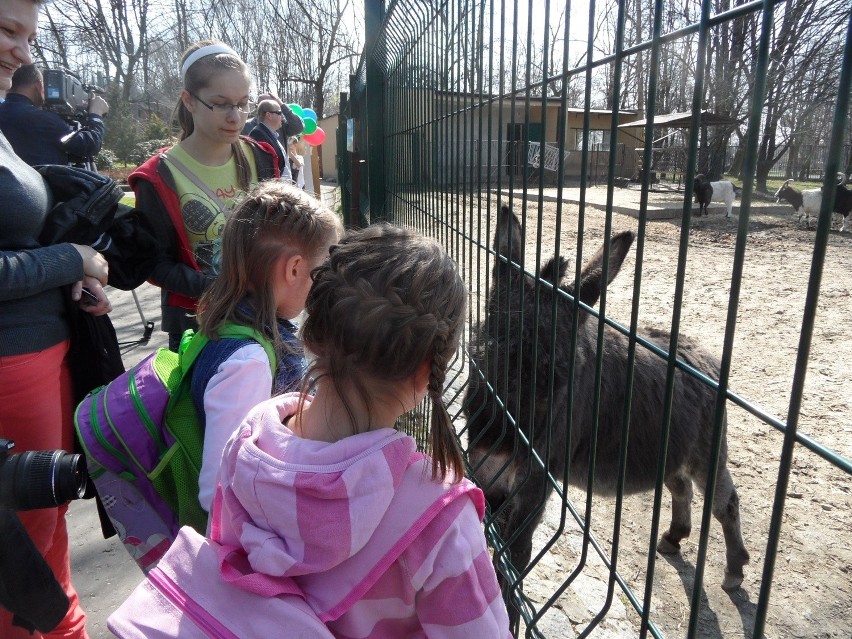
[
  {"left": 71, "top": 243, "right": 109, "bottom": 285},
  {"left": 87, "top": 95, "right": 110, "bottom": 117},
  {"left": 71, "top": 277, "right": 112, "bottom": 316}
]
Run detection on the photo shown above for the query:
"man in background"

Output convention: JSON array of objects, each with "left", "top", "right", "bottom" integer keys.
[
  {"left": 242, "top": 91, "right": 304, "bottom": 139},
  {"left": 249, "top": 99, "right": 293, "bottom": 181},
  {"left": 0, "top": 64, "right": 109, "bottom": 166}
]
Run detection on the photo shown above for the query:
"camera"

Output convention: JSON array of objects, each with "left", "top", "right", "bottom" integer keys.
[
  {"left": 43, "top": 68, "right": 103, "bottom": 116},
  {"left": 0, "top": 438, "right": 88, "bottom": 511}
]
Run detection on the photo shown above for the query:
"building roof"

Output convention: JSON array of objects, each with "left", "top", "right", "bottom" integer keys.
[
  {"left": 617, "top": 110, "right": 741, "bottom": 129},
  {"left": 565, "top": 107, "right": 638, "bottom": 116}
]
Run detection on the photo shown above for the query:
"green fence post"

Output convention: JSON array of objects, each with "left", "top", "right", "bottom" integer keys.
[
  {"left": 337, "top": 91, "right": 351, "bottom": 226},
  {"left": 364, "top": 0, "right": 386, "bottom": 222}
]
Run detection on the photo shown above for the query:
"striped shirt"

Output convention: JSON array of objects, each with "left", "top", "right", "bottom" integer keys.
[{"left": 212, "top": 393, "right": 512, "bottom": 638}]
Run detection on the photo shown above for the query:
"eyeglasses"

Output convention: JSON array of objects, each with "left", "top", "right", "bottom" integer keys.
[
  {"left": 265, "top": 111, "right": 283, "bottom": 116},
  {"left": 191, "top": 93, "right": 251, "bottom": 115}
]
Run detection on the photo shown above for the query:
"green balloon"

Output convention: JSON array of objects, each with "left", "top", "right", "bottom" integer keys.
[
  {"left": 288, "top": 103, "right": 304, "bottom": 117},
  {"left": 303, "top": 118, "right": 318, "bottom": 135}
]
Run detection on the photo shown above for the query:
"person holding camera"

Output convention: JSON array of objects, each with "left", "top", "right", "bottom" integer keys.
[
  {"left": 0, "top": 63, "right": 109, "bottom": 166},
  {"left": 0, "top": 2, "right": 111, "bottom": 637}
]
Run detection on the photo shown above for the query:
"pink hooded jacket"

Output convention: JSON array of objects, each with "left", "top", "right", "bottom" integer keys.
[{"left": 210, "top": 393, "right": 511, "bottom": 638}]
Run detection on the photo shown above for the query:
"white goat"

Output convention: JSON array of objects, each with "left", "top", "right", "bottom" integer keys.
[
  {"left": 694, "top": 174, "right": 737, "bottom": 217},
  {"left": 774, "top": 180, "right": 822, "bottom": 228},
  {"left": 833, "top": 174, "right": 852, "bottom": 232},
  {"left": 774, "top": 173, "right": 848, "bottom": 230}
]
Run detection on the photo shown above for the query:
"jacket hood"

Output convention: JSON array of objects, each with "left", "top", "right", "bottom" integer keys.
[{"left": 213, "top": 393, "right": 420, "bottom": 578}]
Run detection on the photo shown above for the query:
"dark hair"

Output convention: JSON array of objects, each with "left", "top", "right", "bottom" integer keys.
[
  {"left": 10, "top": 64, "right": 41, "bottom": 91},
  {"left": 197, "top": 180, "right": 342, "bottom": 356},
  {"left": 301, "top": 224, "right": 468, "bottom": 482},
  {"left": 173, "top": 39, "right": 252, "bottom": 190}
]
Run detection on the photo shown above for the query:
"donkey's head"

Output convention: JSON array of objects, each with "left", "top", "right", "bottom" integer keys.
[
  {"left": 465, "top": 203, "right": 635, "bottom": 491},
  {"left": 491, "top": 203, "right": 635, "bottom": 324}
]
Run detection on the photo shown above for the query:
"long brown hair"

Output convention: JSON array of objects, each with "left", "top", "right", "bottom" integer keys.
[
  {"left": 196, "top": 180, "right": 343, "bottom": 357},
  {"left": 174, "top": 39, "right": 252, "bottom": 190},
  {"left": 300, "top": 224, "right": 468, "bottom": 482}
]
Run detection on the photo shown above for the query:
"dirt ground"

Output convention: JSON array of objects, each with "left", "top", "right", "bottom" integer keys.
[{"left": 472, "top": 188, "right": 852, "bottom": 638}]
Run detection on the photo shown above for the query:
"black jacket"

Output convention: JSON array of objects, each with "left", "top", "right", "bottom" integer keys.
[
  {"left": 0, "top": 94, "right": 105, "bottom": 165},
  {"left": 248, "top": 122, "right": 291, "bottom": 180},
  {"left": 0, "top": 509, "right": 70, "bottom": 633},
  {"left": 241, "top": 102, "right": 305, "bottom": 138},
  {"left": 36, "top": 165, "right": 131, "bottom": 539}
]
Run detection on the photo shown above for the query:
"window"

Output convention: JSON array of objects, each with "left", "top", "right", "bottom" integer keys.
[{"left": 575, "top": 129, "right": 611, "bottom": 150}]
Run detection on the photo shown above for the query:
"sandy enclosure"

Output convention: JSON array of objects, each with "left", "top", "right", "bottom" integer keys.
[{"left": 446, "top": 187, "right": 852, "bottom": 638}]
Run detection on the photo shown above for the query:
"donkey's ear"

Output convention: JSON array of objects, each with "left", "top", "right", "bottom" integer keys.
[
  {"left": 540, "top": 256, "right": 568, "bottom": 286},
  {"left": 576, "top": 230, "right": 635, "bottom": 312},
  {"left": 494, "top": 204, "right": 523, "bottom": 264}
]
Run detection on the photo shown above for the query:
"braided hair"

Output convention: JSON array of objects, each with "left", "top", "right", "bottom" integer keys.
[
  {"left": 301, "top": 224, "right": 468, "bottom": 482},
  {"left": 197, "top": 180, "right": 343, "bottom": 357}
]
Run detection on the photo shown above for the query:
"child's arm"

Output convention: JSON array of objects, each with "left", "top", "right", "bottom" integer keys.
[
  {"left": 412, "top": 497, "right": 512, "bottom": 638},
  {"left": 198, "top": 344, "right": 274, "bottom": 512}
]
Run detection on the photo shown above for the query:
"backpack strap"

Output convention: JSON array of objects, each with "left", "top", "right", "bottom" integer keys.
[
  {"left": 215, "top": 323, "right": 277, "bottom": 374},
  {"left": 160, "top": 152, "right": 227, "bottom": 215},
  {"left": 178, "top": 329, "right": 210, "bottom": 374},
  {"left": 178, "top": 323, "right": 277, "bottom": 377},
  {"left": 164, "top": 325, "right": 279, "bottom": 533}
]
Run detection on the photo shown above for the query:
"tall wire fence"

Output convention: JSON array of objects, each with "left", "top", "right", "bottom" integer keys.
[{"left": 336, "top": 1, "right": 852, "bottom": 637}]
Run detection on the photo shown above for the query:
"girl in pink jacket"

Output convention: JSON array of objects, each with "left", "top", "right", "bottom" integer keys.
[{"left": 110, "top": 224, "right": 510, "bottom": 638}]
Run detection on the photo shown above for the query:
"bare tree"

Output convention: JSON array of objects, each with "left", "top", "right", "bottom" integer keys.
[
  {"left": 750, "top": 0, "right": 847, "bottom": 190},
  {"left": 39, "top": 0, "right": 160, "bottom": 101}
]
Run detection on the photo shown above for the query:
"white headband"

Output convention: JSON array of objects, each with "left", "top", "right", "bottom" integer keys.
[{"left": 181, "top": 43, "right": 239, "bottom": 82}]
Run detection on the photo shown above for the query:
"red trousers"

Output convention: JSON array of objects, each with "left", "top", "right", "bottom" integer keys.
[{"left": 0, "top": 341, "right": 89, "bottom": 639}]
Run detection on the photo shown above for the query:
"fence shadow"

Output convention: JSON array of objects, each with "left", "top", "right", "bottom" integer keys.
[{"left": 659, "top": 553, "right": 758, "bottom": 639}]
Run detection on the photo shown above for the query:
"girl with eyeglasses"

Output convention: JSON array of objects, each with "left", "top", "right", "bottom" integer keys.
[{"left": 130, "top": 39, "right": 281, "bottom": 351}]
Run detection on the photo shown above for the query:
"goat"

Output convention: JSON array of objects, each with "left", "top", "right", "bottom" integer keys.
[
  {"left": 775, "top": 173, "right": 851, "bottom": 230},
  {"left": 693, "top": 174, "right": 737, "bottom": 217},
  {"left": 464, "top": 204, "right": 749, "bottom": 626},
  {"left": 834, "top": 174, "right": 852, "bottom": 232},
  {"left": 774, "top": 179, "right": 823, "bottom": 228}
]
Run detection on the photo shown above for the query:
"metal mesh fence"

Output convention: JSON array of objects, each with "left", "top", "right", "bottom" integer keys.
[{"left": 339, "top": 1, "right": 852, "bottom": 637}]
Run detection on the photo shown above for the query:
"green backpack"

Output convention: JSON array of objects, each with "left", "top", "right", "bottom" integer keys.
[{"left": 75, "top": 323, "right": 275, "bottom": 571}]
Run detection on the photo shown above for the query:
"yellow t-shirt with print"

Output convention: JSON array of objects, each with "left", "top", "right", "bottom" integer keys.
[{"left": 164, "top": 141, "right": 259, "bottom": 277}]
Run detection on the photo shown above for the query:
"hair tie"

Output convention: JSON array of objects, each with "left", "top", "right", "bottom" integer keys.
[{"left": 181, "top": 43, "right": 239, "bottom": 82}]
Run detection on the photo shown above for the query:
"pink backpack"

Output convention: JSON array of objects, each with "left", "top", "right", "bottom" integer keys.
[
  {"left": 108, "top": 451, "right": 482, "bottom": 638},
  {"left": 107, "top": 526, "right": 333, "bottom": 639}
]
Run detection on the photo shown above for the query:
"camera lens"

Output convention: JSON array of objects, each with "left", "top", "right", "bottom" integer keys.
[{"left": 0, "top": 449, "right": 88, "bottom": 510}]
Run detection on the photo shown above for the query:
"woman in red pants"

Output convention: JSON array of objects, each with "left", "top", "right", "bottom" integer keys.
[{"left": 0, "top": 1, "right": 112, "bottom": 637}]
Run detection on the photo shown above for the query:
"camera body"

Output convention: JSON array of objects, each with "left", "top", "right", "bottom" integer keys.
[
  {"left": 0, "top": 438, "right": 88, "bottom": 510},
  {"left": 42, "top": 68, "right": 102, "bottom": 116}
]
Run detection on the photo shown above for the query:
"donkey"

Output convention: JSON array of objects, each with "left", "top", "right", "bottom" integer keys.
[{"left": 464, "top": 204, "right": 749, "bottom": 621}]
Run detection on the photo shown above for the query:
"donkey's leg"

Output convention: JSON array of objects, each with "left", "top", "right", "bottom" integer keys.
[
  {"left": 688, "top": 460, "right": 749, "bottom": 590},
  {"left": 491, "top": 465, "right": 551, "bottom": 634},
  {"left": 658, "top": 470, "right": 693, "bottom": 554},
  {"left": 709, "top": 466, "right": 750, "bottom": 590}
]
